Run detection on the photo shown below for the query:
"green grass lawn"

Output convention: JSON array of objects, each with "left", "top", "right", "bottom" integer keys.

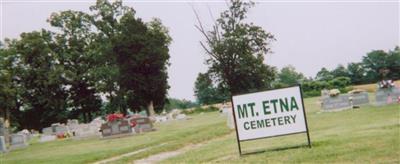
[{"left": 1, "top": 96, "right": 399, "bottom": 163}]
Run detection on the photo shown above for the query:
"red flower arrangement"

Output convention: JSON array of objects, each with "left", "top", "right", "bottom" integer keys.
[{"left": 107, "top": 113, "right": 124, "bottom": 122}]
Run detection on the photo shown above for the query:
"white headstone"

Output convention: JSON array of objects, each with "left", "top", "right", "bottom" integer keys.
[
  {"left": 226, "top": 107, "right": 235, "bottom": 129},
  {"left": 176, "top": 114, "right": 187, "bottom": 120}
]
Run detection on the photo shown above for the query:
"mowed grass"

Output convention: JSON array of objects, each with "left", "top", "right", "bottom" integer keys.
[
  {"left": 163, "top": 98, "right": 400, "bottom": 163},
  {"left": 0, "top": 112, "right": 230, "bottom": 164},
  {"left": 1, "top": 96, "right": 399, "bottom": 163}
]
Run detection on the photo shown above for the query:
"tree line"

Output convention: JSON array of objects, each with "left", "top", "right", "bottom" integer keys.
[
  {"left": 195, "top": 24, "right": 400, "bottom": 103},
  {"left": 0, "top": 0, "right": 171, "bottom": 130}
]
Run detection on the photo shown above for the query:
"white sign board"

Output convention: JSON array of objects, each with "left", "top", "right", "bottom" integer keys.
[{"left": 232, "top": 86, "right": 308, "bottom": 141}]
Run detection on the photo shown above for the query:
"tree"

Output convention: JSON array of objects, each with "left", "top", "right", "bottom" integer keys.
[
  {"left": 194, "top": 72, "right": 229, "bottom": 105},
  {"left": 361, "top": 49, "right": 400, "bottom": 82},
  {"left": 276, "top": 65, "right": 305, "bottom": 87},
  {"left": 195, "top": 0, "right": 276, "bottom": 95},
  {"left": 331, "top": 64, "right": 349, "bottom": 78},
  {"left": 90, "top": 0, "right": 171, "bottom": 115},
  {"left": 9, "top": 30, "right": 69, "bottom": 130},
  {"left": 88, "top": 0, "right": 129, "bottom": 114},
  {"left": 346, "top": 62, "right": 365, "bottom": 84},
  {"left": 0, "top": 41, "right": 18, "bottom": 138},
  {"left": 48, "top": 10, "right": 102, "bottom": 123},
  {"left": 315, "top": 67, "right": 334, "bottom": 81},
  {"left": 387, "top": 46, "right": 400, "bottom": 80}
]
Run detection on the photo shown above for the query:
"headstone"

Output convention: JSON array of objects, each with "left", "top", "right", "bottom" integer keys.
[
  {"left": 17, "top": 129, "right": 32, "bottom": 141},
  {"left": 100, "top": 119, "right": 132, "bottom": 137},
  {"left": 176, "top": 114, "right": 187, "bottom": 120},
  {"left": 71, "top": 118, "right": 103, "bottom": 138},
  {"left": 321, "top": 89, "right": 330, "bottom": 98},
  {"left": 155, "top": 116, "right": 168, "bottom": 123},
  {"left": 376, "top": 87, "right": 400, "bottom": 106},
  {"left": 322, "top": 94, "right": 352, "bottom": 111},
  {"left": 130, "top": 117, "right": 154, "bottom": 133},
  {"left": 226, "top": 108, "right": 235, "bottom": 130},
  {"left": 0, "top": 119, "right": 10, "bottom": 144},
  {"left": 167, "top": 109, "right": 181, "bottom": 120},
  {"left": 0, "top": 136, "right": 6, "bottom": 153},
  {"left": 67, "top": 119, "right": 79, "bottom": 125},
  {"left": 78, "top": 124, "right": 101, "bottom": 138},
  {"left": 351, "top": 92, "right": 369, "bottom": 106},
  {"left": 54, "top": 125, "right": 69, "bottom": 135},
  {"left": 42, "top": 127, "right": 53, "bottom": 135},
  {"left": 0, "top": 120, "right": 4, "bottom": 136},
  {"left": 39, "top": 135, "right": 57, "bottom": 143},
  {"left": 9, "top": 134, "right": 28, "bottom": 150}
]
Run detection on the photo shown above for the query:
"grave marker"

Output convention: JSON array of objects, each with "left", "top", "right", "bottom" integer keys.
[
  {"left": 100, "top": 119, "right": 132, "bottom": 137},
  {"left": 351, "top": 92, "right": 369, "bottom": 106},
  {"left": 0, "top": 136, "right": 6, "bottom": 153},
  {"left": 130, "top": 117, "right": 154, "bottom": 133},
  {"left": 9, "top": 134, "right": 28, "bottom": 150},
  {"left": 322, "top": 94, "right": 351, "bottom": 111},
  {"left": 376, "top": 88, "right": 400, "bottom": 106}
]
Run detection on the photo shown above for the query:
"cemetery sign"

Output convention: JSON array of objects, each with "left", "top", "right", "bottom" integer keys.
[{"left": 231, "top": 85, "right": 311, "bottom": 155}]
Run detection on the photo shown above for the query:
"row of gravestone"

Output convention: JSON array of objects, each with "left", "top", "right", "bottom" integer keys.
[
  {"left": 321, "top": 87, "right": 400, "bottom": 111},
  {"left": 100, "top": 116, "right": 154, "bottom": 138},
  {"left": 0, "top": 116, "right": 155, "bottom": 153},
  {"left": 29, "top": 116, "right": 153, "bottom": 141}
]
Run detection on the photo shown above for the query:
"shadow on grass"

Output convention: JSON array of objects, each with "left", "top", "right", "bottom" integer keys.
[{"left": 242, "top": 144, "right": 311, "bottom": 156}]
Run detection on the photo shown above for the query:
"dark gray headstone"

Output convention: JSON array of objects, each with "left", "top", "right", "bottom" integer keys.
[
  {"left": 351, "top": 92, "right": 370, "bottom": 106},
  {"left": 322, "top": 94, "right": 351, "bottom": 111}
]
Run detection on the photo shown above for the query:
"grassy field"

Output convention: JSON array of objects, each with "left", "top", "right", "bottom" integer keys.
[{"left": 1, "top": 96, "right": 399, "bottom": 163}]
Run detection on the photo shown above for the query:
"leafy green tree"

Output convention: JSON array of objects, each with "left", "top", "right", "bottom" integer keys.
[
  {"left": 276, "top": 65, "right": 305, "bottom": 87},
  {"left": 88, "top": 0, "right": 128, "bottom": 114},
  {"left": 90, "top": 0, "right": 171, "bottom": 115},
  {"left": 196, "top": 0, "right": 276, "bottom": 95},
  {"left": 194, "top": 72, "right": 229, "bottom": 105},
  {"left": 315, "top": 67, "right": 334, "bottom": 81},
  {"left": 0, "top": 41, "right": 19, "bottom": 133},
  {"left": 362, "top": 48, "right": 400, "bottom": 82},
  {"left": 331, "top": 64, "right": 349, "bottom": 78},
  {"left": 387, "top": 46, "right": 400, "bottom": 80},
  {"left": 48, "top": 10, "right": 102, "bottom": 123},
  {"left": 346, "top": 62, "right": 365, "bottom": 84},
  {"left": 9, "top": 30, "right": 69, "bottom": 130}
]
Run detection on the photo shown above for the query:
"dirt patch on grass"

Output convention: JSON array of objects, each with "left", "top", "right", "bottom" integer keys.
[
  {"left": 133, "top": 133, "right": 233, "bottom": 164},
  {"left": 93, "top": 143, "right": 168, "bottom": 164}
]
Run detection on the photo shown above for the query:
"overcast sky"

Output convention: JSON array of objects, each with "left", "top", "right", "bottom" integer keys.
[{"left": 1, "top": 0, "right": 399, "bottom": 101}]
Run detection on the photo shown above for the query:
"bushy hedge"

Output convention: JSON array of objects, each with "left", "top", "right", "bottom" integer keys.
[{"left": 301, "top": 77, "right": 351, "bottom": 98}]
